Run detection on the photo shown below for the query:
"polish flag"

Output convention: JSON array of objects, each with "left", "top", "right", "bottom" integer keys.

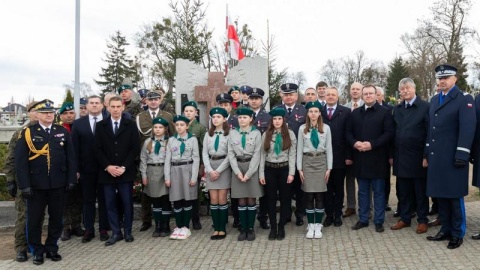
[{"left": 227, "top": 14, "right": 244, "bottom": 61}]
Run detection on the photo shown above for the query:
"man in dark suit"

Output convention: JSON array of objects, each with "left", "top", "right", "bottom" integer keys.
[
  {"left": 15, "top": 99, "right": 76, "bottom": 265},
  {"left": 425, "top": 64, "right": 476, "bottom": 249},
  {"left": 346, "top": 85, "right": 394, "bottom": 233},
  {"left": 71, "top": 95, "right": 110, "bottom": 243},
  {"left": 278, "top": 83, "right": 307, "bottom": 226},
  {"left": 389, "top": 78, "right": 430, "bottom": 234},
  {"left": 95, "top": 96, "right": 140, "bottom": 246},
  {"left": 322, "top": 87, "right": 351, "bottom": 227}
]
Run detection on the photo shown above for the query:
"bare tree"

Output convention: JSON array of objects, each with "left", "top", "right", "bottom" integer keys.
[{"left": 318, "top": 59, "right": 343, "bottom": 88}]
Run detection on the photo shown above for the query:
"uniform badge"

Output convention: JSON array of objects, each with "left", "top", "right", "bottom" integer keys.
[
  {"left": 37, "top": 128, "right": 41, "bottom": 131},
  {"left": 60, "top": 142, "right": 64, "bottom": 146},
  {"left": 467, "top": 103, "right": 473, "bottom": 108}
]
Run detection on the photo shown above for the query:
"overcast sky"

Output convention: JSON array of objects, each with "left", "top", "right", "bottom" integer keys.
[{"left": 1, "top": 0, "right": 479, "bottom": 106}]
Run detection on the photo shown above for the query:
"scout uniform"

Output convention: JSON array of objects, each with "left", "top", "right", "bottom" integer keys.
[
  {"left": 297, "top": 101, "right": 333, "bottom": 239},
  {"left": 202, "top": 107, "right": 232, "bottom": 238},
  {"left": 15, "top": 99, "right": 76, "bottom": 265},
  {"left": 165, "top": 115, "right": 200, "bottom": 240},
  {"left": 228, "top": 108, "right": 263, "bottom": 241},
  {"left": 139, "top": 117, "right": 172, "bottom": 237},
  {"left": 259, "top": 107, "right": 297, "bottom": 240}
]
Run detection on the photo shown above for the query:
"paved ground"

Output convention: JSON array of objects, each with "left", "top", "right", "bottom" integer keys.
[{"left": 2, "top": 200, "right": 480, "bottom": 269}]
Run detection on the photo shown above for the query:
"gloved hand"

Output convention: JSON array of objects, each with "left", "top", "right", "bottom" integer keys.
[
  {"left": 20, "top": 187, "right": 32, "bottom": 199},
  {"left": 65, "top": 183, "right": 77, "bottom": 192},
  {"left": 7, "top": 182, "right": 17, "bottom": 198},
  {"left": 454, "top": 159, "right": 467, "bottom": 168}
]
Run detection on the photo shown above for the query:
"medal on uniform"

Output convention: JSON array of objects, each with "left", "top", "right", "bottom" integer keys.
[
  {"left": 257, "top": 120, "right": 261, "bottom": 127},
  {"left": 295, "top": 114, "right": 299, "bottom": 121}
]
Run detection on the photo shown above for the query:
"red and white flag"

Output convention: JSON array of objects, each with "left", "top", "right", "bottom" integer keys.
[{"left": 226, "top": 13, "right": 244, "bottom": 61}]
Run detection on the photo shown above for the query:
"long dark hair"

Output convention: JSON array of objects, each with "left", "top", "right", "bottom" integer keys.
[
  {"left": 304, "top": 108, "right": 324, "bottom": 134},
  {"left": 263, "top": 117, "right": 292, "bottom": 151},
  {"left": 208, "top": 120, "right": 230, "bottom": 137},
  {"left": 147, "top": 125, "right": 170, "bottom": 154}
]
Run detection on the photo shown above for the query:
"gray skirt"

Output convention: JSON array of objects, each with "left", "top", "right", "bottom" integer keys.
[
  {"left": 301, "top": 153, "right": 327, "bottom": 193},
  {"left": 231, "top": 161, "right": 264, "bottom": 198},
  {"left": 169, "top": 164, "right": 198, "bottom": 201},
  {"left": 144, "top": 165, "right": 169, "bottom": 198},
  {"left": 206, "top": 158, "right": 231, "bottom": 190}
]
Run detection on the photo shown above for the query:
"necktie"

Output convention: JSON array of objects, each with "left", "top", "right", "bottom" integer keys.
[
  {"left": 321, "top": 101, "right": 325, "bottom": 107},
  {"left": 179, "top": 138, "right": 186, "bottom": 156},
  {"left": 310, "top": 128, "right": 319, "bottom": 149},
  {"left": 114, "top": 121, "right": 119, "bottom": 134},
  {"left": 287, "top": 108, "right": 292, "bottom": 115},
  {"left": 406, "top": 103, "right": 411, "bottom": 109},
  {"left": 352, "top": 102, "right": 358, "bottom": 110},
  {"left": 214, "top": 131, "right": 222, "bottom": 151},
  {"left": 240, "top": 131, "right": 248, "bottom": 149},
  {"left": 93, "top": 116, "right": 97, "bottom": 134},
  {"left": 328, "top": 108, "right": 333, "bottom": 119},
  {"left": 439, "top": 94, "right": 446, "bottom": 105},
  {"left": 274, "top": 132, "right": 282, "bottom": 155},
  {"left": 45, "top": 128, "right": 50, "bottom": 134},
  {"left": 152, "top": 111, "right": 156, "bottom": 119},
  {"left": 154, "top": 139, "right": 161, "bottom": 155}
]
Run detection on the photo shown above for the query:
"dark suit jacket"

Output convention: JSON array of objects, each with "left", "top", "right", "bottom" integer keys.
[
  {"left": 71, "top": 115, "right": 98, "bottom": 174},
  {"left": 277, "top": 103, "right": 307, "bottom": 137},
  {"left": 472, "top": 94, "right": 480, "bottom": 187},
  {"left": 322, "top": 104, "right": 352, "bottom": 169},
  {"left": 346, "top": 102, "right": 394, "bottom": 179},
  {"left": 15, "top": 123, "right": 76, "bottom": 190},
  {"left": 392, "top": 97, "right": 429, "bottom": 178},
  {"left": 94, "top": 117, "right": 140, "bottom": 184}
]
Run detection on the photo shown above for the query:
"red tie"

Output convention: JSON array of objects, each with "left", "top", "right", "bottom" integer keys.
[{"left": 328, "top": 108, "right": 333, "bottom": 119}]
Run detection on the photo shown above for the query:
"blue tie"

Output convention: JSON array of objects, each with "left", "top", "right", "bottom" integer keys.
[{"left": 114, "top": 121, "right": 119, "bottom": 134}]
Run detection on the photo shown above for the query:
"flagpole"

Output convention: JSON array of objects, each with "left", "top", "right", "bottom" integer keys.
[{"left": 225, "top": 4, "right": 229, "bottom": 82}]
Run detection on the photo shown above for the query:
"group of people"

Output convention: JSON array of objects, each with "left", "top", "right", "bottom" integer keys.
[{"left": 5, "top": 63, "right": 480, "bottom": 266}]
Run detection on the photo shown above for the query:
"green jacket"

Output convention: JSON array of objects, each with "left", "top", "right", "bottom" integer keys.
[
  {"left": 188, "top": 119, "right": 207, "bottom": 163},
  {"left": 4, "top": 121, "right": 36, "bottom": 183}
]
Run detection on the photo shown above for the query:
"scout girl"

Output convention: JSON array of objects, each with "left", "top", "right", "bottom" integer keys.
[
  {"left": 165, "top": 115, "right": 200, "bottom": 240},
  {"left": 297, "top": 101, "right": 333, "bottom": 239},
  {"left": 139, "top": 117, "right": 171, "bottom": 237}
]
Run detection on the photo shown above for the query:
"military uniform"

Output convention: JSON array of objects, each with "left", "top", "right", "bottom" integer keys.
[
  {"left": 125, "top": 99, "right": 143, "bottom": 118},
  {"left": 15, "top": 101, "right": 76, "bottom": 262},
  {"left": 253, "top": 110, "right": 271, "bottom": 134}
]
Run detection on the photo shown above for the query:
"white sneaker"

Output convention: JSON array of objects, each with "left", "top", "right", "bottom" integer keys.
[
  {"left": 170, "top": 227, "right": 180, "bottom": 240},
  {"left": 306, "top": 224, "right": 314, "bottom": 239},
  {"left": 177, "top": 227, "right": 191, "bottom": 240},
  {"left": 314, "top": 223, "right": 323, "bottom": 239}
]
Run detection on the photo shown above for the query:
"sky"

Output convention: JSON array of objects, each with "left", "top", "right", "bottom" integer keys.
[{"left": 1, "top": 0, "right": 479, "bottom": 107}]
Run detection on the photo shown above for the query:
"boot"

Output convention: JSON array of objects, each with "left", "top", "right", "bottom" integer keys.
[
  {"left": 160, "top": 217, "right": 171, "bottom": 237},
  {"left": 277, "top": 226, "right": 285, "bottom": 240},
  {"left": 314, "top": 223, "right": 323, "bottom": 239},
  {"left": 152, "top": 222, "right": 163, "bottom": 238},
  {"left": 247, "top": 229, "right": 256, "bottom": 241},
  {"left": 268, "top": 224, "right": 277, "bottom": 240},
  {"left": 306, "top": 224, "right": 315, "bottom": 239},
  {"left": 238, "top": 230, "right": 248, "bottom": 241}
]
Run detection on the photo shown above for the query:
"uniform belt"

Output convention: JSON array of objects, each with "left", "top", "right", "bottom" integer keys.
[
  {"left": 171, "top": 160, "right": 194, "bottom": 166},
  {"left": 303, "top": 152, "right": 324, "bottom": 157},
  {"left": 147, "top": 163, "right": 164, "bottom": 166},
  {"left": 209, "top": 155, "right": 227, "bottom": 160},
  {"left": 265, "top": 161, "right": 289, "bottom": 168},
  {"left": 236, "top": 157, "right": 252, "bottom": 162}
]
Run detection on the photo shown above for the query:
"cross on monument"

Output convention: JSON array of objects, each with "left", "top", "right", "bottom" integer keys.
[{"left": 194, "top": 72, "right": 232, "bottom": 123}]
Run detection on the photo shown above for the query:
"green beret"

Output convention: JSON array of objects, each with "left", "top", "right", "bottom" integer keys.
[
  {"left": 235, "top": 107, "right": 255, "bottom": 117},
  {"left": 59, "top": 102, "right": 74, "bottom": 114},
  {"left": 173, "top": 115, "right": 191, "bottom": 124},
  {"left": 152, "top": 117, "right": 169, "bottom": 127},
  {"left": 209, "top": 107, "right": 228, "bottom": 118},
  {"left": 117, "top": 84, "right": 132, "bottom": 94},
  {"left": 305, "top": 100, "right": 322, "bottom": 110},
  {"left": 269, "top": 107, "right": 286, "bottom": 117},
  {"left": 182, "top": 101, "right": 198, "bottom": 111},
  {"left": 228, "top": 85, "right": 240, "bottom": 94}
]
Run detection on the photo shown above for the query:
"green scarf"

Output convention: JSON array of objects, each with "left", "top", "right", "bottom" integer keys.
[
  {"left": 310, "top": 128, "right": 319, "bottom": 149},
  {"left": 214, "top": 131, "right": 222, "bottom": 151},
  {"left": 175, "top": 133, "right": 193, "bottom": 156},
  {"left": 274, "top": 132, "right": 282, "bottom": 155}
]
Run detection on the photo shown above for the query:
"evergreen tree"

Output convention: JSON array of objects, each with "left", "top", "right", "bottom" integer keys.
[
  {"left": 95, "top": 31, "right": 140, "bottom": 95},
  {"left": 64, "top": 89, "right": 74, "bottom": 103},
  {"left": 386, "top": 57, "right": 409, "bottom": 98}
]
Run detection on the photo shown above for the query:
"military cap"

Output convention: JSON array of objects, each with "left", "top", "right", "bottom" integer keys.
[
  {"left": 435, "top": 64, "right": 457, "bottom": 78},
  {"left": 33, "top": 99, "right": 55, "bottom": 112},
  {"left": 247, "top": 87, "right": 265, "bottom": 98},
  {"left": 182, "top": 101, "right": 198, "bottom": 111},
  {"left": 59, "top": 102, "right": 74, "bottom": 114},
  {"left": 305, "top": 100, "right": 322, "bottom": 110},
  {"left": 79, "top": 97, "right": 87, "bottom": 106},
  {"left": 152, "top": 117, "right": 169, "bottom": 127},
  {"left": 146, "top": 91, "right": 161, "bottom": 100},
  {"left": 235, "top": 107, "right": 255, "bottom": 117},
  {"left": 209, "top": 107, "right": 228, "bottom": 118},
  {"left": 173, "top": 115, "right": 191, "bottom": 124},
  {"left": 269, "top": 107, "right": 286, "bottom": 117},
  {"left": 26, "top": 100, "right": 38, "bottom": 112},
  {"left": 280, "top": 83, "right": 299, "bottom": 93},
  {"left": 138, "top": 89, "right": 150, "bottom": 98},
  {"left": 117, "top": 84, "right": 132, "bottom": 94},
  {"left": 228, "top": 86, "right": 241, "bottom": 94},
  {"left": 216, "top": 93, "right": 233, "bottom": 104},
  {"left": 239, "top": 85, "right": 252, "bottom": 93}
]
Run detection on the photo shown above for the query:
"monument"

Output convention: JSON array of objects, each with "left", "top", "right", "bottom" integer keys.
[{"left": 175, "top": 56, "right": 269, "bottom": 126}]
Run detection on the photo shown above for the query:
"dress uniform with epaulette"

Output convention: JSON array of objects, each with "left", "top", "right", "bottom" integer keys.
[
  {"left": 425, "top": 64, "right": 476, "bottom": 249},
  {"left": 15, "top": 99, "right": 76, "bottom": 265}
]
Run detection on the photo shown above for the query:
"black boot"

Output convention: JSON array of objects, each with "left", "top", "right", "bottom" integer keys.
[
  {"left": 247, "top": 229, "right": 256, "bottom": 241},
  {"left": 152, "top": 222, "right": 163, "bottom": 237},
  {"left": 160, "top": 219, "right": 171, "bottom": 237},
  {"left": 277, "top": 226, "right": 285, "bottom": 240},
  {"left": 268, "top": 224, "right": 277, "bottom": 240},
  {"left": 238, "top": 230, "right": 248, "bottom": 241}
]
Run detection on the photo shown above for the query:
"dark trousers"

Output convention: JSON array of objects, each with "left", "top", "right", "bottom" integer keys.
[
  {"left": 104, "top": 181, "right": 133, "bottom": 236},
  {"left": 384, "top": 165, "right": 391, "bottom": 204},
  {"left": 80, "top": 173, "right": 109, "bottom": 233},
  {"left": 325, "top": 168, "right": 346, "bottom": 219},
  {"left": 264, "top": 166, "right": 291, "bottom": 227},
  {"left": 140, "top": 192, "right": 153, "bottom": 224},
  {"left": 257, "top": 191, "right": 268, "bottom": 223},
  {"left": 357, "top": 178, "right": 385, "bottom": 225},
  {"left": 26, "top": 188, "right": 65, "bottom": 256},
  {"left": 191, "top": 176, "right": 201, "bottom": 223},
  {"left": 437, "top": 198, "right": 466, "bottom": 238},
  {"left": 231, "top": 197, "right": 239, "bottom": 221},
  {"left": 397, "top": 177, "right": 429, "bottom": 224},
  {"left": 291, "top": 170, "right": 305, "bottom": 219}
]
